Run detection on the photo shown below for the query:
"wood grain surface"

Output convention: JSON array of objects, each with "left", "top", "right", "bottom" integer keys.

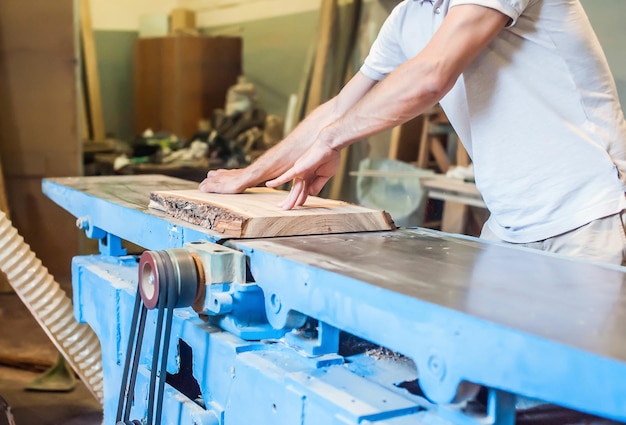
[{"left": 150, "top": 187, "right": 395, "bottom": 238}]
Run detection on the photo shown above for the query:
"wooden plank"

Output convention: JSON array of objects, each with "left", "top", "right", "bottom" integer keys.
[
  {"left": 0, "top": 155, "right": 10, "bottom": 294},
  {"left": 430, "top": 136, "right": 451, "bottom": 173},
  {"left": 422, "top": 177, "right": 487, "bottom": 235},
  {"left": 388, "top": 115, "right": 423, "bottom": 162},
  {"left": 149, "top": 187, "right": 395, "bottom": 238},
  {"left": 422, "top": 177, "right": 484, "bottom": 202},
  {"left": 79, "top": 83, "right": 90, "bottom": 142},
  {"left": 133, "top": 37, "right": 162, "bottom": 136},
  {"left": 439, "top": 202, "right": 488, "bottom": 237},
  {"left": 0, "top": 0, "right": 80, "bottom": 284},
  {"left": 305, "top": 0, "right": 338, "bottom": 115},
  {"left": 293, "top": 42, "right": 316, "bottom": 125},
  {"left": 328, "top": 0, "right": 363, "bottom": 201},
  {"left": 79, "top": 0, "right": 106, "bottom": 141},
  {"left": 456, "top": 141, "right": 470, "bottom": 166},
  {"left": 440, "top": 201, "right": 469, "bottom": 234},
  {"left": 0, "top": 155, "right": 9, "bottom": 217}
]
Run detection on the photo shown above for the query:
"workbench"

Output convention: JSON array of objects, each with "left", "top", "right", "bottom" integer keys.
[{"left": 42, "top": 175, "right": 626, "bottom": 425}]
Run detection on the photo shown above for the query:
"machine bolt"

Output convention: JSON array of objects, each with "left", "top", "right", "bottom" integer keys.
[
  {"left": 269, "top": 293, "right": 282, "bottom": 314},
  {"left": 427, "top": 354, "right": 446, "bottom": 381},
  {"left": 76, "top": 216, "right": 89, "bottom": 230}
]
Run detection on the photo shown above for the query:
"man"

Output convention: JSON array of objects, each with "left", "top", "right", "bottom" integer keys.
[{"left": 199, "top": 0, "right": 626, "bottom": 265}]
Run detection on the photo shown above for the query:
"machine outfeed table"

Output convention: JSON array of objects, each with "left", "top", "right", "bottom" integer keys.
[{"left": 43, "top": 175, "right": 626, "bottom": 425}]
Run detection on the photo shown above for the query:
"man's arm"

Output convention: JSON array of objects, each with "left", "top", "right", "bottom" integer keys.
[
  {"left": 326, "top": 4, "right": 510, "bottom": 149},
  {"left": 198, "top": 72, "right": 377, "bottom": 193},
  {"left": 267, "top": 4, "right": 510, "bottom": 209}
]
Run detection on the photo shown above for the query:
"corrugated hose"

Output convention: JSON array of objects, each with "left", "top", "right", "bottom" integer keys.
[{"left": 0, "top": 211, "right": 103, "bottom": 404}]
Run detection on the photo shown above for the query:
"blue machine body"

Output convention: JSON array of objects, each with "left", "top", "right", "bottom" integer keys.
[{"left": 43, "top": 175, "right": 626, "bottom": 424}]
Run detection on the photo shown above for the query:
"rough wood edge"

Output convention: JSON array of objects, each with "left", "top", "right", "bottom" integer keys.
[
  {"left": 149, "top": 193, "right": 246, "bottom": 237},
  {"left": 149, "top": 191, "right": 397, "bottom": 237},
  {"left": 382, "top": 210, "right": 397, "bottom": 230}
]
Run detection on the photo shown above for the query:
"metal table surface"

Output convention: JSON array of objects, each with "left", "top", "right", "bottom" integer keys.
[
  {"left": 43, "top": 175, "right": 626, "bottom": 419},
  {"left": 44, "top": 175, "right": 626, "bottom": 362},
  {"left": 43, "top": 175, "right": 225, "bottom": 249},
  {"left": 233, "top": 230, "right": 626, "bottom": 418},
  {"left": 236, "top": 229, "right": 626, "bottom": 364}
]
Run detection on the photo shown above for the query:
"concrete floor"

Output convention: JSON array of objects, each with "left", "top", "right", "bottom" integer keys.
[{"left": 0, "top": 290, "right": 103, "bottom": 425}]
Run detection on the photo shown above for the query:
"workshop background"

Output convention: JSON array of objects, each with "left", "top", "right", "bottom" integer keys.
[{"left": 0, "top": 0, "right": 625, "bottom": 424}]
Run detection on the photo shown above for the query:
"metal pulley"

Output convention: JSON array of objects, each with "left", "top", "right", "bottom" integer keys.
[
  {"left": 138, "top": 249, "right": 203, "bottom": 310},
  {"left": 117, "top": 248, "right": 204, "bottom": 425}
]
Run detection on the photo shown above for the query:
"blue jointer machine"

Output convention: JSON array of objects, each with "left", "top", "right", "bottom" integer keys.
[{"left": 42, "top": 175, "right": 626, "bottom": 425}]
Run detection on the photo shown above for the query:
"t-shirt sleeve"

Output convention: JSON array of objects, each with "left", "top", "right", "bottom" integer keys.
[
  {"left": 449, "top": 0, "right": 532, "bottom": 26},
  {"left": 359, "top": 2, "right": 409, "bottom": 81}
]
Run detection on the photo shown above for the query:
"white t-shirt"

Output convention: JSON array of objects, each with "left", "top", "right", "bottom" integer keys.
[{"left": 361, "top": 0, "right": 626, "bottom": 243}]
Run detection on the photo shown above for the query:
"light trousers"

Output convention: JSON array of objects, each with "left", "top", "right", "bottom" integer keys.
[{"left": 480, "top": 212, "right": 626, "bottom": 266}]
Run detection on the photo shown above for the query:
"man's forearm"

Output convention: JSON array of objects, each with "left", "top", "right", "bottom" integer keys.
[
  {"left": 320, "top": 5, "right": 509, "bottom": 151},
  {"left": 321, "top": 61, "right": 443, "bottom": 151},
  {"left": 243, "top": 98, "right": 340, "bottom": 185},
  {"left": 242, "top": 73, "right": 378, "bottom": 186}
]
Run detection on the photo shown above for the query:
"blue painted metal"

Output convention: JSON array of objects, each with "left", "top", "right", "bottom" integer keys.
[
  {"left": 43, "top": 176, "right": 223, "bottom": 250},
  {"left": 76, "top": 214, "right": 127, "bottom": 255},
  {"left": 74, "top": 254, "right": 475, "bottom": 425},
  {"left": 285, "top": 321, "right": 340, "bottom": 357},
  {"left": 207, "top": 281, "right": 286, "bottom": 340},
  {"left": 48, "top": 176, "right": 626, "bottom": 424},
  {"left": 183, "top": 241, "right": 287, "bottom": 341},
  {"left": 99, "top": 233, "right": 127, "bottom": 256},
  {"left": 234, "top": 237, "right": 626, "bottom": 421}
]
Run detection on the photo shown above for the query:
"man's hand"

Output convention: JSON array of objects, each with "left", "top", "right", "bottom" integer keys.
[
  {"left": 197, "top": 74, "right": 375, "bottom": 198},
  {"left": 198, "top": 168, "right": 252, "bottom": 194},
  {"left": 266, "top": 141, "right": 341, "bottom": 210}
]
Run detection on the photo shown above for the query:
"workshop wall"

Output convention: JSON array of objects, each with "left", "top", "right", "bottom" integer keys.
[
  {"left": 89, "top": 0, "right": 183, "bottom": 141},
  {"left": 89, "top": 0, "right": 160, "bottom": 141},
  {"left": 92, "top": 0, "right": 626, "bottom": 141},
  {"left": 193, "top": 0, "right": 626, "bottom": 116},
  {"left": 202, "top": 11, "right": 318, "bottom": 118},
  {"left": 178, "top": 0, "right": 626, "bottom": 166},
  {"left": 197, "top": 1, "right": 396, "bottom": 116},
  {"left": 181, "top": 1, "right": 336, "bottom": 118},
  {"left": 94, "top": 31, "right": 136, "bottom": 141},
  {"left": 91, "top": 0, "right": 177, "bottom": 31},
  {"left": 0, "top": 0, "right": 80, "bottom": 284},
  {"left": 581, "top": 0, "right": 626, "bottom": 108}
]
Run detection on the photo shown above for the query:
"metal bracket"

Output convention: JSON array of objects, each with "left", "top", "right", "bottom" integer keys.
[
  {"left": 76, "top": 216, "right": 127, "bottom": 256},
  {"left": 485, "top": 389, "right": 516, "bottom": 425},
  {"left": 285, "top": 320, "right": 340, "bottom": 357},
  {"left": 99, "top": 233, "right": 127, "bottom": 257},
  {"left": 187, "top": 241, "right": 284, "bottom": 340}
]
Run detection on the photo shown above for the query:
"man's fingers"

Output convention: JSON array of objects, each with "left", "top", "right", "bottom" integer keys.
[
  {"left": 198, "top": 179, "right": 211, "bottom": 192},
  {"left": 278, "top": 179, "right": 304, "bottom": 210},
  {"left": 278, "top": 178, "right": 309, "bottom": 209},
  {"left": 198, "top": 169, "right": 246, "bottom": 194},
  {"left": 308, "top": 176, "right": 330, "bottom": 196},
  {"left": 266, "top": 168, "right": 298, "bottom": 188},
  {"left": 295, "top": 182, "right": 309, "bottom": 207}
]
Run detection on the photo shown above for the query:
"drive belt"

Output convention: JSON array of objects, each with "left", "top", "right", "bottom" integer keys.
[{"left": 116, "top": 249, "right": 200, "bottom": 425}]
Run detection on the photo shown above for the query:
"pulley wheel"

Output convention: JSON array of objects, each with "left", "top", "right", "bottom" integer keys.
[
  {"left": 139, "top": 251, "right": 165, "bottom": 309},
  {"left": 138, "top": 249, "right": 202, "bottom": 310}
]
